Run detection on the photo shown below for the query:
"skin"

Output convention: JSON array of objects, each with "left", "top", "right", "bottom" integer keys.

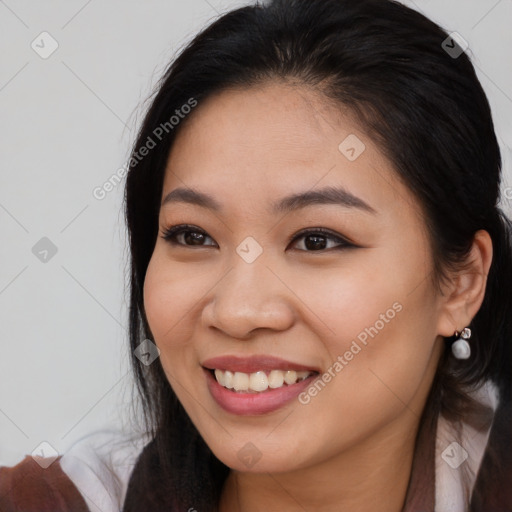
[{"left": 143, "top": 82, "right": 493, "bottom": 512}]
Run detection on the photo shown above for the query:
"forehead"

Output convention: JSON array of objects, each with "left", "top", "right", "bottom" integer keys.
[{"left": 162, "top": 82, "right": 420, "bottom": 221}]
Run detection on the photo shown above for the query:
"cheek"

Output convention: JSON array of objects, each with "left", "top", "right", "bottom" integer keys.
[
  {"left": 143, "top": 258, "right": 174, "bottom": 342},
  {"left": 142, "top": 255, "right": 201, "bottom": 394},
  {"left": 294, "top": 244, "right": 438, "bottom": 399},
  {"left": 142, "top": 268, "right": 195, "bottom": 409},
  {"left": 143, "top": 252, "right": 203, "bottom": 344},
  {"left": 296, "top": 249, "right": 431, "bottom": 344}
]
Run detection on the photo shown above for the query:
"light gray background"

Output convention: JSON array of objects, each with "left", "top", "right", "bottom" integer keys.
[{"left": 1, "top": 0, "right": 511, "bottom": 466}]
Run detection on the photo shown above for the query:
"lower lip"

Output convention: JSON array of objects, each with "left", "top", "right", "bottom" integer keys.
[{"left": 204, "top": 368, "right": 317, "bottom": 415}]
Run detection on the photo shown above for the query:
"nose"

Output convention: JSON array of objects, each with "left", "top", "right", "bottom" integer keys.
[{"left": 201, "top": 255, "right": 296, "bottom": 340}]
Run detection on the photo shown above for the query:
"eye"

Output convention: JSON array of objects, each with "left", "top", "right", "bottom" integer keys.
[
  {"left": 161, "top": 224, "right": 217, "bottom": 247},
  {"left": 160, "top": 224, "right": 354, "bottom": 252},
  {"left": 289, "top": 228, "right": 353, "bottom": 252}
]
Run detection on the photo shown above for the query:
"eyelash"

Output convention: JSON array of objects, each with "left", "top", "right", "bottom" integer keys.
[{"left": 160, "top": 224, "right": 354, "bottom": 252}]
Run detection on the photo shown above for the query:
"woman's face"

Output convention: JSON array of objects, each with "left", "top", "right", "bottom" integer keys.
[{"left": 143, "top": 82, "right": 446, "bottom": 473}]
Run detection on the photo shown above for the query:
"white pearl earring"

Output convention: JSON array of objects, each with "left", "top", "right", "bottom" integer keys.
[{"left": 451, "top": 327, "right": 471, "bottom": 359}]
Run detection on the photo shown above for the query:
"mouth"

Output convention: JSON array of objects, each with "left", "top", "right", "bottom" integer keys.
[
  {"left": 208, "top": 368, "right": 315, "bottom": 393},
  {"left": 202, "top": 355, "right": 320, "bottom": 415}
]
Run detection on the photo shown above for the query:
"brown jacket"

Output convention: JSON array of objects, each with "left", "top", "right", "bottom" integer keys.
[{"left": 0, "top": 455, "right": 88, "bottom": 511}]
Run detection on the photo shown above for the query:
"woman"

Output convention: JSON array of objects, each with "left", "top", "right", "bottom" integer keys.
[{"left": 1, "top": 0, "right": 511, "bottom": 510}]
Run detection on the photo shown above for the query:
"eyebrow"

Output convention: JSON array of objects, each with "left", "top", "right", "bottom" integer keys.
[{"left": 161, "top": 185, "right": 377, "bottom": 215}]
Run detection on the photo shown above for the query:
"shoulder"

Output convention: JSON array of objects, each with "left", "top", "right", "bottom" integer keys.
[
  {"left": 58, "top": 428, "right": 152, "bottom": 512},
  {"left": 0, "top": 454, "right": 89, "bottom": 511},
  {"left": 436, "top": 379, "right": 512, "bottom": 510},
  {"left": 0, "top": 428, "right": 152, "bottom": 512}
]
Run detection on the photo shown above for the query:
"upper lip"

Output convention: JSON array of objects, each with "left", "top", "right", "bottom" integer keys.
[{"left": 201, "top": 355, "right": 320, "bottom": 374}]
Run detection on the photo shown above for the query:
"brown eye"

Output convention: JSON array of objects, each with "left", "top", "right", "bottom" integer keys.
[
  {"left": 289, "top": 228, "right": 353, "bottom": 252},
  {"left": 161, "top": 225, "right": 217, "bottom": 247}
]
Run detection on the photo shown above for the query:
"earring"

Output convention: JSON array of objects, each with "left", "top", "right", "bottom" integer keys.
[{"left": 451, "top": 327, "right": 471, "bottom": 359}]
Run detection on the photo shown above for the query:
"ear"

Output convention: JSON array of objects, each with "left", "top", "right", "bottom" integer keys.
[{"left": 436, "top": 230, "right": 493, "bottom": 337}]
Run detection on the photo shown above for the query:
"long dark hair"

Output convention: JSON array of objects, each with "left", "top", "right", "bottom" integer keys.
[{"left": 123, "top": 0, "right": 512, "bottom": 509}]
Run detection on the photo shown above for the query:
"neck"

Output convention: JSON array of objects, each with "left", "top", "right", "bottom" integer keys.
[{"left": 219, "top": 408, "right": 432, "bottom": 512}]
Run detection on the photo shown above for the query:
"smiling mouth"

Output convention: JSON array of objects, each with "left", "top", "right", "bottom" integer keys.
[{"left": 209, "top": 368, "right": 318, "bottom": 393}]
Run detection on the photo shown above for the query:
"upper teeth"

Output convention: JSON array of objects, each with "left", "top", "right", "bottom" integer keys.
[{"left": 214, "top": 369, "right": 312, "bottom": 392}]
